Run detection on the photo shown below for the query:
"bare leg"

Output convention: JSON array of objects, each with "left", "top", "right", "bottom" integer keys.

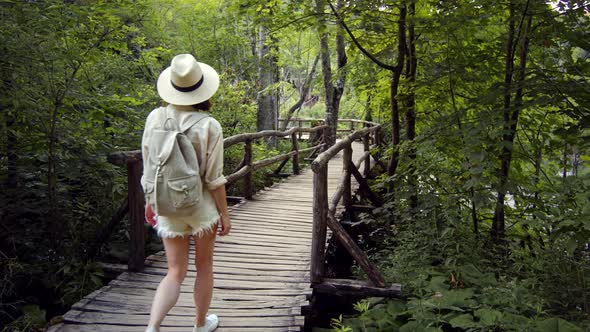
[
  {"left": 147, "top": 236, "right": 190, "bottom": 330},
  {"left": 193, "top": 224, "right": 218, "bottom": 326}
]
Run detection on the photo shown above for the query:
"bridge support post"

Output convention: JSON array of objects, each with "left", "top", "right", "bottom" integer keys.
[
  {"left": 363, "top": 132, "right": 370, "bottom": 177},
  {"left": 127, "top": 161, "right": 145, "bottom": 272},
  {"left": 291, "top": 132, "right": 300, "bottom": 175},
  {"left": 342, "top": 145, "right": 352, "bottom": 210},
  {"left": 244, "top": 139, "right": 253, "bottom": 200},
  {"left": 311, "top": 165, "right": 328, "bottom": 284}
]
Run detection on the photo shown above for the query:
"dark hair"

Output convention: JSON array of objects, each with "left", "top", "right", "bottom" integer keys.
[{"left": 192, "top": 100, "right": 211, "bottom": 111}]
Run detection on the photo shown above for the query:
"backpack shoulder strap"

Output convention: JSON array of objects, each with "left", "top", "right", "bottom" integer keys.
[
  {"left": 162, "top": 106, "right": 181, "bottom": 131},
  {"left": 181, "top": 113, "right": 210, "bottom": 133},
  {"left": 149, "top": 107, "right": 180, "bottom": 165}
]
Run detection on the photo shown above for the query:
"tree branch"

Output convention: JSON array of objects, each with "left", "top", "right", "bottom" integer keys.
[
  {"left": 269, "top": 13, "right": 328, "bottom": 34},
  {"left": 511, "top": 0, "right": 532, "bottom": 69},
  {"left": 327, "top": 1, "right": 397, "bottom": 71},
  {"left": 281, "top": 55, "right": 320, "bottom": 130}
]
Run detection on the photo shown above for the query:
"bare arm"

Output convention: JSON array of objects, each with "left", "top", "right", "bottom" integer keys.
[{"left": 209, "top": 185, "right": 231, "bottom": 236}]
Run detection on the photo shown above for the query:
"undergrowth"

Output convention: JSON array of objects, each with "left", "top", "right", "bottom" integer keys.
[
  {"left": 327, "top": 159, "right": 590, "bottom": 332},
  {"left": 331, "top": 207, "right": 590, "bottom": 331}
]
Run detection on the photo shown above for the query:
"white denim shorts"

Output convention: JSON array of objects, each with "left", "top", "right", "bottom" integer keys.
[{"left": 154, "top": 189, "right": 220, "bottom": 238}]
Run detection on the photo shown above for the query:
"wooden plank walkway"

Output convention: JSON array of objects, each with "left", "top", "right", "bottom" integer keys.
[{"left": 50, "top": 142, "right": 366, "bottom": 332}]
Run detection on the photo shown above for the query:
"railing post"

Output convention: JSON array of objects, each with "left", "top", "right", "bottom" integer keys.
[
  {"left": 311, "top": 164, "right": 328, "bottom": 284},
  {"left": 363, "top": 131, "right": 371, "bottom": 177},
  {"left": 244, "top": 139, "right": 253, "bottom": 200},
  {"left": 298, "top": 120, "right": 303, "bottom": 140},
  {"left": 291, "top": 132, "right": 300, "bottom": 175},
  {"left": 349, "top": 120, "right": 354, "bottom": 133},
  {"left": 127, "top": 160, "right": 145, "bottom": 272},
  {"left": 343, "top": 145, "right": 352, "bottom": 210}
]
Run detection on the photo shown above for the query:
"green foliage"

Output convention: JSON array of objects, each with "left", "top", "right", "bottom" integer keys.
[
  {"left": 1, "top": 0, "right": 589, "bottom": 330},
  {"left": 0, "top": 0, "right": 149, "bottom": 324},
  {"left": 1, "top": 0, "right": 315, "bottom": 325},
  {"left": 337, "top": 194, "right": 589, "bottom": 331},
  {"left": 340, "top": 247, "right": 588, "bottom": 331},
  {"left": 2, "top": 305, "right": 46, "bottom": 332},
  {"left": 213, "top": 74, "right": 257, "bottom": 136},
  {"left": 331, "top": 315, "right": 354, "bottom": 332},
  {"left": 56, "top": 261, "right": 105, "bottom": 306},
  {"left": 350, "top": 4, "right": 590, "bottom": 330}
]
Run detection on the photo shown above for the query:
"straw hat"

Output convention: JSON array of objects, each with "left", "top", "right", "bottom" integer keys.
[{"left": 157, "top": 54, "right": 219, "bottom": 105}]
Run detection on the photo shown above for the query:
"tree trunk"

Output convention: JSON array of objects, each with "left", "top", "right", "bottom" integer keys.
[
  {"left": 317, "top": 0, "right": 347, "bottom": 148},
  {"left": 326, "top": 0, "right": 404, "bottom": 176},
  {"left": 330, "top": 9, "right": 347, "bottom": 141},
  {"left": 404, "top": 1, "right": 417, "bottom": 210},
  {"left": 249, "top": 17, "right": 257, "bottom": 58},
  {"left": 256, "top": 24, "right": 279, "bottom": 139},
  {"left": 318, "top": 15, "right": 334, "bottom": 147},
  {"left": 281, "top": 55, "right": 320, "bottom": 130},
  {"left": 492, "top": 1, "right": 532, "bottom": 242},
  {"left": 491, "top": 1, "right": 516, "bottom": 242},
  {"left": 364, "top": 95, "right": 372, "bottom": 122},
  {"left": 387, "top": 2, "right": 407, "bottom": 177}
]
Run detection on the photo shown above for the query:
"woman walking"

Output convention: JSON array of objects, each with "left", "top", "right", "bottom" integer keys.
[{"left": 142, "top": 54, "right": 231, "bottom": 332}]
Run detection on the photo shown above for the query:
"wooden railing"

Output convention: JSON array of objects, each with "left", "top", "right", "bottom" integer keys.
[
  {"left": 106, "top": 123, "right": 327, "bottom": 271},
  {"left": 278, "top": 117, "right": 381, "bottom": 137},
  {"left": 221, "top": 125, "right": 327, "bottom": 198},
  {"left": 309, "top": 120, "right": 400, "bottom": 295},
  {"left": 105, "top": 116, "right": 399, "bottom": 300},
  {"left": 278, "top": 118, "right": 323, "bottom": 139}
]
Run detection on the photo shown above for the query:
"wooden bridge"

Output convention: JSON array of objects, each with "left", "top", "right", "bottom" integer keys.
[{"left": 49, "top": 119, "right": 400, "bottom": 332}]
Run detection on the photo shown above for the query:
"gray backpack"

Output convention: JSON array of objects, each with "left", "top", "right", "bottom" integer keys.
[{"left": 141, "top": 107, "right": 209, "bottom": 217}]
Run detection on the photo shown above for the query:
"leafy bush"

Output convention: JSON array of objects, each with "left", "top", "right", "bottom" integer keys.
[
  {"left": 334, "top": 154, "right": 590, "bottom": 331},
  {"left": 334, "top": 205, "right": 590, "bottom": 331},
  {"left": 2, "top": 305, "right": 46, "bottom": 332}
]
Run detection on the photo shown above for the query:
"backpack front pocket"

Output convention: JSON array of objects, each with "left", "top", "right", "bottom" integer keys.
[{"left": 167, "top": 175, "right": 199, "bottom": 208}]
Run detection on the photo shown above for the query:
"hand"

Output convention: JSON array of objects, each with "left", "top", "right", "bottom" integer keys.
[
  {"left": 145, "top": 204, "right": 157, "bottom": 227},
  {"left": 218, "top": 213, "right": 231, "bottom": 236}
]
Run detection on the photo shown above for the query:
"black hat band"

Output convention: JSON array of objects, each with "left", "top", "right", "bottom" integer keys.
[{"left": 171, "top": 75, "right": 204, "bottom": 92}]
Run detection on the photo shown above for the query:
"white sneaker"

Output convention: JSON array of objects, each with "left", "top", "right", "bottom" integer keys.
[{"left": 193, "top": 314, "right": 219, "bottom": 332}]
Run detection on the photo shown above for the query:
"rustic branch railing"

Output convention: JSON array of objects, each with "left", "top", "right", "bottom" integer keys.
[
  {"left": 105, "top": 116, "right": 391, "bottom": 290},
  {"left": 279, "top": 118, "right": 381, "bottom": 137},
  {"left": 223, "top": 125, "right": 327, "bottom": 198},
  {"left": 310, "top": 121, "right": 389, "bottom": 288},
  {"left": 106, "top": 123, "right": 327, "bottom": 271},
  {"left": 277, "top": 118, "right": 324, "bottom": 140}
]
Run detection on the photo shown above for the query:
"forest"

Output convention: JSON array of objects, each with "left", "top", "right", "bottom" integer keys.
[{"left": 0, "top": 0, "right": 589, "bottom": 331}]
